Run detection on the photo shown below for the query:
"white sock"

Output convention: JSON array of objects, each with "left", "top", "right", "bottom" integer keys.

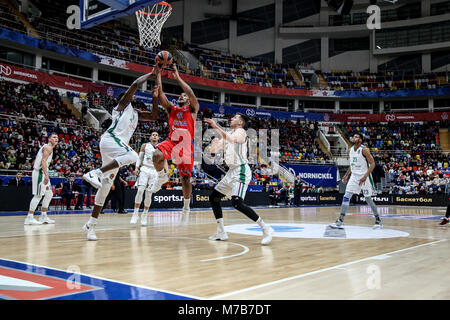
[
  {"left": 183, "top": 198, "right": 190, "bottom": 210},
  {"left": 217, "top": 218, "right": 225, "bottom": 232},
  {"left": 256, "top": 217, "right": 266, "bottom": 229},
  {"left": 88, "top": 217, "right": 98, "bottom": 225},
  {"left": 143, "top": 208, "right": 149, "bottom": 215},
  {"left": 133, "top": 207, "right": 140, "bottom": 215},
  {"left": 41, "top": 211, "right": 48, "bottom": 217},
  {"left": 27, "top": 213, "right": 34, "bottom": 218}
]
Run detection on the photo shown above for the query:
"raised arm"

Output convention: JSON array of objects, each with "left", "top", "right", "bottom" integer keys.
[
  {"left": 173, "top": 64, "right": 199, "bottom": 113},
  {"left": 204, "top": 119, "right": 246, "bottom": 144},
  {"left": 116, "top": 67, "right": 157, "bottom": 111},
  {"left": 137, "top": 85, "right": 160, "bottom": 121},
  {"left": 155, "top": 66, "right": 172, "bottom": 115}
]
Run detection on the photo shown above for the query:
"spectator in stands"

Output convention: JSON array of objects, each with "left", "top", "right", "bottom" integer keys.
[{"left": 7, "top": 171, "right": 26, "bottom": 187}]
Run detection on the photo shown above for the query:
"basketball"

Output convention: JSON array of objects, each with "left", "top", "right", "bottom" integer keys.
[{"left": 155, "top": 50, "right": 173, "bottom": 68}]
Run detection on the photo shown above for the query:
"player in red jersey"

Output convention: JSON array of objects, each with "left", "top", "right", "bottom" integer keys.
[{"left": 148, "top": 64, "right": 199, "bottom": 215}]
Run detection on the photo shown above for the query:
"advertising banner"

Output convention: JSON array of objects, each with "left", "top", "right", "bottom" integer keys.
[
  {"left": 123, "top": 189, "right": 269, "bottom": 209},
  {"left": 282, "top": 164, "right": 338, "bottom": 187},
  {"left": 328, "top": 112, "right": 449, "bottom": 123},
  {"left": 0, "top": 61, "right": 104, "bottom": 93}
]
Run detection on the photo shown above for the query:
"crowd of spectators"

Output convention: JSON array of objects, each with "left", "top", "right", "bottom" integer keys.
[
  {"left": 0, "top": 80, "right": 102, "bottom": 175},
  {"left": 340, "top": 121, "right": 450, "bottom": 194},
  {"left": 343, "top": 121, "right": 441, "bottom": 152}
]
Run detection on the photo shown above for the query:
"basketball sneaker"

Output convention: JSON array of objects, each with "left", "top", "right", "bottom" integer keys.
[
  {"left": 39, "top": 215, "right": 55, "bottom": 224},
  {"left": 141, "top": 212, "right": 148, "bottom": 226},
  {"left": 373, "top": 218, "right": 383, "bottom": 229},
  {"left": 82, "top": 222, "right": 98, "bottom": 241},
  {"left": 130, "top": 213, "right": 139, "bottom": 224},
  {"left": 439, "top": 218, "right": 449, "bottom": 226},
  {"left": 24, "top": 216, "right": 43, "bottom": 225},
  {"left": 329, "top": 219, "right": 344, "bottom": 229},
  {"left": 83, "top": 169, "right": 102, "bottom": 189},
  {"left": 261, "top": 225, "right": 274, "bottom": 245},
  {"left": 209, "top": 231, "right": 228, "bottom": 241}
]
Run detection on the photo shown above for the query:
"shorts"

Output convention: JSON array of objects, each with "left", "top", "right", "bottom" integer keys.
[
  {"left": 215, "top": 164, "right": 252, "bottom": 200},
  {"left": 136, "top": 166, "right": 158, "bottom": 188},
  {"left": 100, "top": 134, "right": 133, "bottom": 166},
  {"left": 157, "top": 139, "right": 194, "bottom": 177},
  {"left": 346, "top": 173, "right": 376, "bottom": 197},
  {"left": 32, "top": 168, "right": 51, "bottom": 196}
]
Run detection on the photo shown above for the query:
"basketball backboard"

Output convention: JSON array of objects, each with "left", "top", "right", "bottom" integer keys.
[{"left": 80, "top": 0, "right": 160, "bottom": 28}]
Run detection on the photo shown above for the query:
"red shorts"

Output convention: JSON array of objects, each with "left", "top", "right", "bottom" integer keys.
[{"left": 157, "top": 139, "right": 194, "bottom": 177}]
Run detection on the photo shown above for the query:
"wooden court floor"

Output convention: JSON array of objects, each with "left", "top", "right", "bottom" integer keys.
[{"left": 0, "top": 205, "right": 449, "bottom": 300}]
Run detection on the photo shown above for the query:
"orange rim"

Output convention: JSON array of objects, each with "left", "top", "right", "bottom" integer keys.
[{"left": 136, "top": 1, "right": 172, "bottom": 16}]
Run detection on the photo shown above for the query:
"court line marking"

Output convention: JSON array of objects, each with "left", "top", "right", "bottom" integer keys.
[
  {"left": 209, "top": 239, "right": 447, "bottom": 300},
  {"left": 56, "top": 236, "right": 250, "bottom": 262},
  {"left": 0, "top": 257, "right": 203, "bottom": 300},
  {"left": 200, "top": 241, "right": 249, "bottom": 262}
]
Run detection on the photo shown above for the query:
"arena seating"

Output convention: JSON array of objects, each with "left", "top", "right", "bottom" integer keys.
[
  {"left": 322, "top": 71, "right": 449, "bottom": 91},
  {"left": 186, "top": 44, "right": 296, "bottom": 89},
  {"left": 0, "top": 80, "right": 103, "bottom": 176},
  {"left": 1, "top": 2, "right": 450, "bottom": 93},
  {"left": 0, "top": 2, "right": 27, "bottom": 34}
]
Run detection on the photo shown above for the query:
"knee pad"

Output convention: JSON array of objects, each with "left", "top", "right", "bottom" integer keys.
[
  {"left": 41, "top": 189, "right": 53, "bottom": 209},
  {"left": 231, "top": 196, "right": 243, "bottom": 209},
  {"left": 144, "top": 190, "right": 152, "bottom": 207},
  {"left": 209, "top": 190, "right": 223, "bottom": 205},
  {"left": 116, "top": 150, "right": 138, "bottom": 167},
  {"left": 231, "top": 195, "right": 259, "bottom": 222},
  {"left": 29, "top": 195, "right": 43, "bottom": 212},
  {"left": 135, "top": 187, "right": 145, "bottom": 204},
  {"left": 342, "top": 192, "right": 353, "bottom": 204}
]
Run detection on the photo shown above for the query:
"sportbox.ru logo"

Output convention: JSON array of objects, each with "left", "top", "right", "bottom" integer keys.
[{"left": 153, "top": 195, "right": 185, "bottom": 203}]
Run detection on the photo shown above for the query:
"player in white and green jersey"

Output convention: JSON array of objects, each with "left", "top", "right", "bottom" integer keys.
[
  {"left": 82, "top": 67, "right": 161, "bottom": 240},
  {"left": 130, "top": 131, "right": 160, "bottom": 226},
  {"left": 25, "top": 132, "right": 59, "bottom": 225},
  {"left": 329, "top": 132, "right": 382, "bottom": 230},
  {"left": 204, "top": 113, "right": 274, "bottom": 245}
]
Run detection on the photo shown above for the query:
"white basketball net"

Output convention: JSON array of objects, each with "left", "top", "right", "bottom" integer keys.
[{"left": 136, "top": 1, "right": 172, "bottom": 49}]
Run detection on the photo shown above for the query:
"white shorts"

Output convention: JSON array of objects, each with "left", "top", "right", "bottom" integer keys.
[
  {"left": 346, "top": 173, "right": 376, "bottom": 197},
  {"left": 136, "top": 166, "right": 158, "bottom": 188},
  {"left": 215, "top": 164, "right": 252, "bottom": 200},
  {"left": 100, "top": 133, "right": 133, "bottom": 165},
  {"left": 32, "top": 169, "right": 51, "bottom": 196}
]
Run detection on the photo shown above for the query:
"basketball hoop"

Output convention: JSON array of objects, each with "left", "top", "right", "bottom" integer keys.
[{"left": 136, "top": 1, "right": 172, "bottom": 49}]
